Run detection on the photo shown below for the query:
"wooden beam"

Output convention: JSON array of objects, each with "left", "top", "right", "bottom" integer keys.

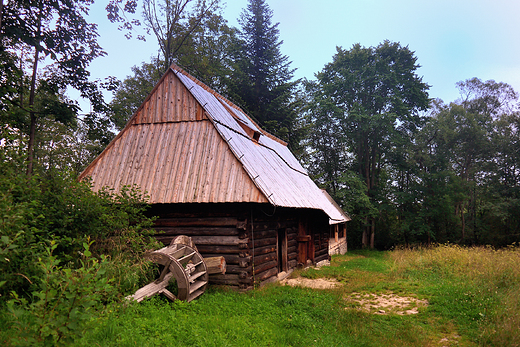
[
  {"left": 154, "top": 217, "right": 238, "bottom": 227},
  {"left": 154, "top": 227, "right": 239, "bottom": 236},
  {"left": 127, "top": 272, "right": 175, "bottom": 302},
  {"left": 191, "top": 236, "right": 248, "bottom": 246}
]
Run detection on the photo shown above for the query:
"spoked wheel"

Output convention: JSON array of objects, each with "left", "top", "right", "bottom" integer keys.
[{"left": 145, "top": 243, "right": 208, "bottom": 302}]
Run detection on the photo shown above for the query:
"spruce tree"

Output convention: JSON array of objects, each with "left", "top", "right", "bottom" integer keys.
[{"left": 225, "top": 0, "right": 300, "bottom": 148}]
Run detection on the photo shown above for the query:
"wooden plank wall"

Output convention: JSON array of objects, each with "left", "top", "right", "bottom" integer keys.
[{"left": 133, "top": 71, "right": 206, "bottom": 125}]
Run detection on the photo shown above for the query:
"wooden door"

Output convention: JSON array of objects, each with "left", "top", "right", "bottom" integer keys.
[{"left": 297, "top": 215, "right": 313, "bottom": 265}]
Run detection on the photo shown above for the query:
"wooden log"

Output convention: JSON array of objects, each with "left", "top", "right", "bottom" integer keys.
[
  {"left": 255, "top": 267, "right": 278, "bottom": 282},
  {"left": 199, "top": 254, "right": 249, "bottom": 265},
  {"left": 315, "top": 247, "right": 328, "bottom": 257},
  {"left": 236, "top": 220, "right": 247, "bottom": 230},
  {"left": 155, "top": 236, "right": 174, "bottom": 245},
  {"left": 287, "top": 239, "right": 297, "bottom": 248},
  {"left": 204, "top": 256, "right": 226, "bottom": 275},
  {"left": 251, "top": 229, "right": 276, "bottom": 239},
  {"left": 197, "top": 245, "right": 242, "bottom": 254},
  {"left": 154, "top": 217, "right": 238, "bottom": 227},
  {"left": 210, "top": 274, "right": 237, "bottom": 281},
  {"left": 209, "top": 274, "right": 252, "bottom": 285},
  {"left": 226, "top": 265, "right": 252, "bottom": 275},
  {"left": 209, "top": 278, "right": 238, "bottom": 285},
  {"left": 253, "top": 252, "right": 277, "bottom": 265},
  {"left": 154, "top": 227, "right": 239, "bottom": 236},
  {"left": 251, "top": 220, "right": 297, "bottom": 231},
  {"left": 287, "top": 245, "right": 297, "bottom": 255},
  {"left": 253, "top": 260, "right": 277, "bottom": 275},
  {"left": 288, "top": 251, "right": 297, "bottom": 261},
  {"left": 253, "top": 244, "right": 276, "bottom": 256},
  {"left": 288, "top": 259, "right": 297, "bottom": 269},
  {"left": 250, "top": 237, "right": 276, "bottom": 248},
  {"left": 287, "top": 229, "right": 298, "bottom": 236},
  {"left": 170, "top": 235, "right": 198, "bottom": 250},
  {"left": 251, "top": 223, "right": 272, "bottom": 231},
  {"left": 315, "top": 253, "right": 329, "bottom": 263},
  {"left": 209, "top": 273, "right": 252, "bottom": 282}
]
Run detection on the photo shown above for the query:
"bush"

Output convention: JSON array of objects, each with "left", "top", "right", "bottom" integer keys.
[
  {"left": 0, "top": 164, "right": 158, "bottom": 298},
  {"left": 6, "top": 241, "right": 114, "bottom": 346}
]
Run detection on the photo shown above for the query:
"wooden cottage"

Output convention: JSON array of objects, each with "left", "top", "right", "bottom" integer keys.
[{"left": 79, "top": 64, "right": 350, "bottom": 289}]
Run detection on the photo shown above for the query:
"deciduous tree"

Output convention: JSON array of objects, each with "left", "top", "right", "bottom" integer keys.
[
  {"left": 1, "top": 0, "right": 107, "bottom": 175},
  {"left": 311, "top": 41, "right": 430, "bottom": 248}
]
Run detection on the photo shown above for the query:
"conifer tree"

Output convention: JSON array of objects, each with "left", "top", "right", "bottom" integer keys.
[{"left": 225, "top": 0, "right": 301, "bottom": 148}]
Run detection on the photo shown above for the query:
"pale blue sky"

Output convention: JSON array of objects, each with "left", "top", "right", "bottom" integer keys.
[{"left": 81, "top": 0, "right": 520, "bottom": 111}]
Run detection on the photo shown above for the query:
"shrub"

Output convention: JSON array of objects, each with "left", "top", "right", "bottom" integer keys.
[{"left": 6, "top": 241, "right": 114, "bottom": 346}]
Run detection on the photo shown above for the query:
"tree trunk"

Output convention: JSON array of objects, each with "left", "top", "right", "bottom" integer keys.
[
  {"left": 460, "top": 206, "right": 465, "bottom": 242},
  {"left": 370, "top": 218, "right": 375, "bottom": 249},
  {"left": 0, "top": 0, "right": 4, "bottom": 36},
  {"left": 26, "top": 42, "right": 41, "bottom": 176},
  {"left": 362, "top": 217, "right": 369, "bottom": 248}
]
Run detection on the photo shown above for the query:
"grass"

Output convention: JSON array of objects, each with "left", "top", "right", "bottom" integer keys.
[
  {"left": 3, "top": 245, "right": 519, "bottom": 346},
  {"left": 80, "top": 245, "right": 520, "bottom": 346}
]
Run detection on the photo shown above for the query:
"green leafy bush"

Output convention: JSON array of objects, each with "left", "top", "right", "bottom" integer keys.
[{"left": 6, "top": 241, "right": 114, "bottom": 346}]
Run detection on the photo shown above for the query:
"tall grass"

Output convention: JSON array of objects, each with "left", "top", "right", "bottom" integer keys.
[{"left": 390, "top": 244, "right": 520, "bottom": 346}]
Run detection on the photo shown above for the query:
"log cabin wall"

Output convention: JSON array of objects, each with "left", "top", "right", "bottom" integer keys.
[
  {"left": 147, "top": 203, "right": 331, "bottom": 289},
  {"left": 305, "top": 209, "right": 331, "bottom": 264},
  {"left": 149, "top": 203, "right": 251, "bottom": 289}
]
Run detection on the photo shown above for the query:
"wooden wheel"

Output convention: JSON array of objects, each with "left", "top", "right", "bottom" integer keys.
[{"left": 145, "top": 243, "right": 208, "bottom": 302}]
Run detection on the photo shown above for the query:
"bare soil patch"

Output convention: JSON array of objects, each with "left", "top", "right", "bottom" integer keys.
[
  {"left": 280, "top": 277, "right": 340, "bottom": 289},
  {"left": 347, "top": 292, "right": 428, "bottom": 315}
]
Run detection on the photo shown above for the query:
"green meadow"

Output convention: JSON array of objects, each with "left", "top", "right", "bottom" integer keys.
[{"left": 27, "top": 245, "right": 514, "bottom": 347}]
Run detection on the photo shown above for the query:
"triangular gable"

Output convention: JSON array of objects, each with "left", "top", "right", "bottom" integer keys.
[
  {"left": 79, "top": 70, "right": 268, "bottom": 204},
  {"left": 132, "top": 69, "right": 206, "bottom": 124}
]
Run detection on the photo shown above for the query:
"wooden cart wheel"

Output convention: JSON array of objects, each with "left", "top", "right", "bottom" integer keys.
[{"left": 145, "top": 244, "right": 208, "bottom": 302}]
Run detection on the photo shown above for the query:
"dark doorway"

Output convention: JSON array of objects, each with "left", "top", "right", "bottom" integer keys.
[{"left": 277, "top": 228, "right": 288, "bottom": 272}]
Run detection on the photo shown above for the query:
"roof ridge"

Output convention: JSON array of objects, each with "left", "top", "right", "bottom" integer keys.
[{"left": 169, "top": 64, "right": 287, "bottom": 146}]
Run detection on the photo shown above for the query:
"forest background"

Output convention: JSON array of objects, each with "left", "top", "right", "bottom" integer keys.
[
  {"left": 0, "top": 1, "right": 519, "bottom": 343},
  {"left": 2, "top": 0, "right": 519, "bottom": 250}
]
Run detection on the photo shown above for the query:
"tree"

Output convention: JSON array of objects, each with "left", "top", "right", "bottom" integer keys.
[
  {"left": 106, "top": 0, "right": 223, "bottom": 73},
  {"left": 304, "top": 80, "right": 348, "bottom": 197},
  {"left": 224, "top": 0, "right": 301, "bottom": 148},
  {"left": 393, "top": 79, "right": 520, "bottom": 246},
  {"left": 430, "top": 79, "right": 520, "bottom": 243},
  {"left": 142, "top": 0, "right": 222, "bottom": 72},
  {"left": 392, "top": 100, "right": 465, "bottom": 245},
  {"left": 311, "top": 41, "right": 430, "bottom": 248},
  {"left": 108, "top": 13, "right": 233, "bottom": 129},
  {"left": 1, "top": 0, "right": 108, "bottom": 175}
]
